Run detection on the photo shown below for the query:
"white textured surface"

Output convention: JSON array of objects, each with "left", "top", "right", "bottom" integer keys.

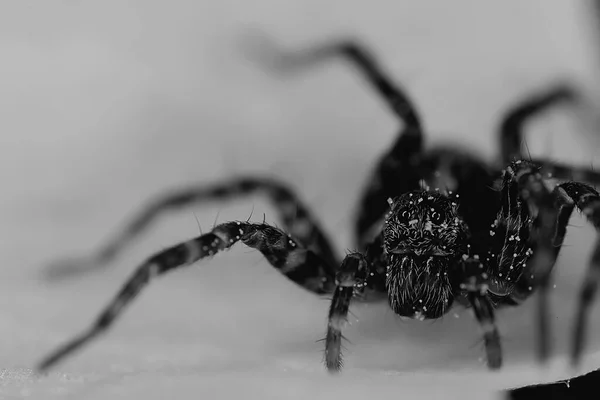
[{"left": 2, "top": 1, "right": 600, "bottom": 399}]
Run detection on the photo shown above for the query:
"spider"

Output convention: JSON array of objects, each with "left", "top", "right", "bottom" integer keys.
[{"left": 37, "top": 35, "right": 600, "bottom": 373}]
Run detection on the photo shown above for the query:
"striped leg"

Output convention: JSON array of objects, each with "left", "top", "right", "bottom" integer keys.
[
  {"left": 459, "top": 257, "right": 502, "bottom": 369},
  {"left": 37, "top": 221, "right": 336, "bottom": 372},
  {"left": 324, "top": 252, "right": 370, "bottom": 372},
  {"left": 45, "top": 177, "right": 337, "bottom": 280},
  {"left": 499, "top": 85, "right": 577, "bottom": 165}
]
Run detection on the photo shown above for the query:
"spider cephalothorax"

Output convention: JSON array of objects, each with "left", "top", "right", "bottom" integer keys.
[
  {"left": 383, "top": 191, "right": 469, "bottom": 318},
  {"left": 38, "top": 34, "right": 600, "bottom": 375}
]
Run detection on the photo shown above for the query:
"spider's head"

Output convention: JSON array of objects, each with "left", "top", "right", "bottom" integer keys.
[
  {"left": 383, "top": 190, "right": 469, "bottom": 319},
  {"left": 383, "top": 190, "right": 468, "bottom": 257}
]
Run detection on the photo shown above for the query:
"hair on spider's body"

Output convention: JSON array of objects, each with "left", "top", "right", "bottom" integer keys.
[
  {"left": 383, "top": 191, "right": 469, "bottom": 319},
  {"left": 38, "top": 34, "right": 600, "bottom": 375}
]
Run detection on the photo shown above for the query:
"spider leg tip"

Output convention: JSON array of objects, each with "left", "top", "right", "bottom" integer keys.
[
  {"left": 486, "top": 355, "right": 502, "bottom": 370},
  {"left": 325, "top": 362, "right": 343, "bottom": 374},
  {"left": 34, "top": 363, "right": 50, "bottom": 376},
  {"left": 42, "top": 256, "right": 103, "bottom": 282}
]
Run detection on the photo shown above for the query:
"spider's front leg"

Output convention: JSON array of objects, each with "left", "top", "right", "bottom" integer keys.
[
  {"left": 37, "top": 221, "right": 336, "bottom": 372},
  {"left": 457, "top": 257, "right": 502, "bottom": 369},
  {"left": 325, "top": 252, "right": 371, "bottom": 372}
]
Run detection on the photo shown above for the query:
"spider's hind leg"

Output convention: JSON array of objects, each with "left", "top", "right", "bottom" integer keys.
[
  {"left": 498, "top": 84, "right": 600, "bottom": 186},
  {"left": 248, "top": 35, "right": 421, "bottom": 125},
  {"left": 499, "top": 85, "right": 577, "bottom": 165},
  {"left": 45, "top": 177, "right": 338, "bottom": 280},
  {"left": 246, "top": 34, "right": 426, "bottom": 249},
  {"left": 38, "top": 221, "right": 336, "bottom": 372}
]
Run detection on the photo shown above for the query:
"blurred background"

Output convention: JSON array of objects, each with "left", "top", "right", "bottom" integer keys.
[{"left": 2, "top": 1, "right": 600, "bottom": 399}]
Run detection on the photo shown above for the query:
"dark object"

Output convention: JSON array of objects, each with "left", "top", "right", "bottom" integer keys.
[
  {"left": 37, "top": 36, "right": 600, "bottom": 376},
  {"left": 508, "top": 367, "right": 600, "bottom": 399}
]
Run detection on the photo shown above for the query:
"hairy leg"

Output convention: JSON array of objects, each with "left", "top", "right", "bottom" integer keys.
[
  {"left": 458, "top": 257, "right": 503, "bottom": 369},
  {"left": 324, "top": 231, "right": 396, "bottom": 371},
  {"left": 38, "top": 221, "right": 336, "bottom": 372},
  {"left": 324, "top": 252, "right": 370, "bottom": 372},
  {"left": 498, "top": 85, "right": 577, "bottom": 165},
  {"left": 45, "top": 177, "right": 338, "bottom": 279}
]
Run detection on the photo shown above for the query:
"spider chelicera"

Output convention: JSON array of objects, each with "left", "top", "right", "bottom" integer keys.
[{"left": 37, "top": 35, "right": 600, "bottom": 373}]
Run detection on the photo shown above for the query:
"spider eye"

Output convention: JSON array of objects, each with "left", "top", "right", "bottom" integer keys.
[
  {"left": 431, "top": 211, "right": 443, "bottom": 223},
  {"left": 401, "top": 210, "right": 409, "bottom": 219}
]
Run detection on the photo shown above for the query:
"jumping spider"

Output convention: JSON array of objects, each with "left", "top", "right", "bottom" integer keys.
[{"left": 38, "top": 36, "right": 600, "bottom": 373}]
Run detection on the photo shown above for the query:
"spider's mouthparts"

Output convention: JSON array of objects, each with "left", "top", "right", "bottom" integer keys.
[
  {"left": 415, "top": 249, "right": 451, "bottom": 256},
  {"left": 390, "top": 248, "right": 451, "bottom": 257}
]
